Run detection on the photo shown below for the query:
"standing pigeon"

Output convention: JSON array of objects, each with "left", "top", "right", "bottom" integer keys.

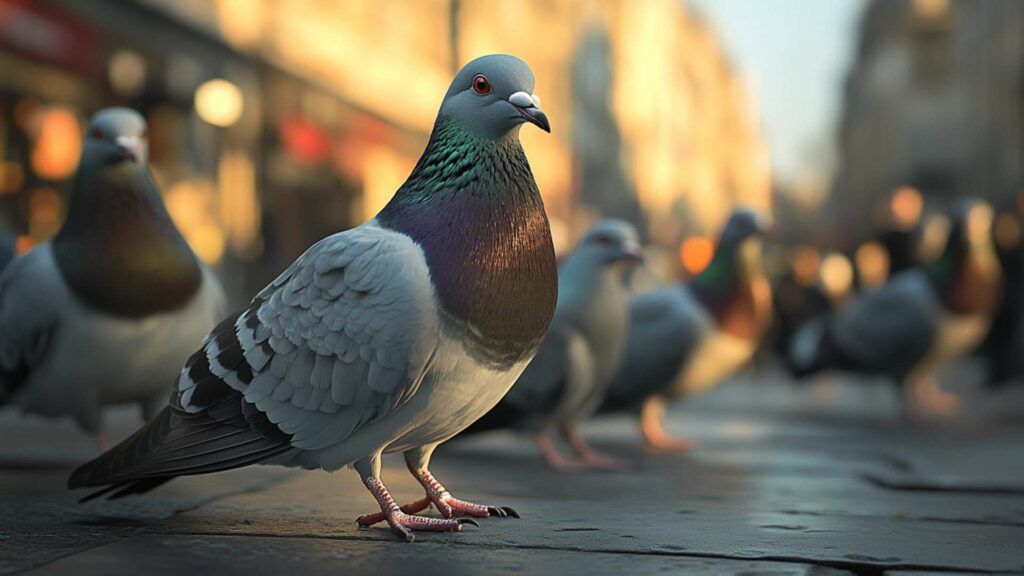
[
  {"left": 788, "top": 199, "right": 1001, "bottom": 418},
  {"left": 463, "top": 220, "right": 643, "bottom": 471},
  {"left": 0, "top": 108, "right": 226, "bottom": 450},
  {"left": 600, "top": 209, "right": 772, "bottom": 449},
  {"left": 69, "top": 55, "right": 557, "bottom": 542}
]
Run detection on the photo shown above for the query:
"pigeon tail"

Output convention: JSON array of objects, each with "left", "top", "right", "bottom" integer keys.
[{"left": 68, "top": 402, "right": 290, "bottom": 499}]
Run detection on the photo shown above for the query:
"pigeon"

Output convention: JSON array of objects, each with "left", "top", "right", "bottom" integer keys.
[
  {"left": 600, "top": 209, "right": 773, "bottom": 449},
  {"left": 463, "top": 220, "right": 643, "bottom": 471},
  {"left": 788, "top": 199, "right": 1002, "bottom": 417},
  {"left": 68, "top": 55, "right": 557, "bottom": 543},
  {"left": 0, "top": 108, "right": 227, "bottom": 450}
]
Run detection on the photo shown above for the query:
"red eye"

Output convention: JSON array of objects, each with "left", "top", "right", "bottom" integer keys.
[
  {"left": 594, "top": 235, "right": 613, "bottom": 246},
  {"left": 472, "top": 75, "right": 491, "bottom": 95},
  {"left": 90, "top": 128, "right": 103, "bottom": 139}
]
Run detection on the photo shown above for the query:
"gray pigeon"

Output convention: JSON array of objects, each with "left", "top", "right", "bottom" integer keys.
[
  {"left": 463, "top": 220, "right": 643, "bottom": 470},
  {"left": 788, "top": 199, "right": 1001, "bottom": 418},
  {"left": 69, "top": 55, "right": 557, "bottom": 543},
  {"left": 0, "top": 108, "right": 227, "bottom": 450},
  {"left": 600, "top": 209, "right": 772, "bottom": 449}
]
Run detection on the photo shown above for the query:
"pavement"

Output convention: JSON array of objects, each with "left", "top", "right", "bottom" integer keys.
[{"left": 2, "top": 365, "right": 1024, "bottom": 575}]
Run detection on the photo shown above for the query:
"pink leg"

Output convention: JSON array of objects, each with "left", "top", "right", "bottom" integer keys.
[
  {"left": 356, "top": 475, "right": 476, "bottom": 542},
  {"left": 536, "top": 433, "right": 585, "bottom": 472},
  {"left": 409, "top": 466, "right": 519, "bottom": 519},
  {"left": 561, "top": 426, "right": 631, "bottom": 471},
  {"left": 640, "top": 396, "right": 696, "bottom": 451}
]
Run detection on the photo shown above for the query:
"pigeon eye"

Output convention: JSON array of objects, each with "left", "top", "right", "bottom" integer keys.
[
  {"left": 472, "top": 75, "right": 491, "bottom": 95},
  {"left": 594, "top": 235, "right": 613, "bottom": 246},
  {"left": 90, "top": 128, "right": 103, "bottom": 139}
]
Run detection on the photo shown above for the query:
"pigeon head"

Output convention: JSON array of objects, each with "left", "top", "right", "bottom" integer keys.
[
  {"left": 84, "top": 108, "right": 148, "bottom": 166},
  {"left": 576, "top": 219, "right": 644, "bottom": 267},
  {"left": 718, "top": 208, "right": 768, "bottom": 248},
  {"left": 439, "top": 54, "right": 549, "bottom": 139}
]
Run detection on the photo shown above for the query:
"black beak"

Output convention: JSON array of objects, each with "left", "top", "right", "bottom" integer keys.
[{"left": 517, "top": 106, "right": 551, "bottom": 133}]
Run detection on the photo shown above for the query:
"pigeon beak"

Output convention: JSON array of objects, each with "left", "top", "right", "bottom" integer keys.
[
  {"left": 622, "top": 242, "right": 645, "bottom": 264},
  {"left": 115, "top": 136, "right": 145, "bottom": 163},
  {"left": 509, "top": 91, "right": 550, "bottom": 133}
]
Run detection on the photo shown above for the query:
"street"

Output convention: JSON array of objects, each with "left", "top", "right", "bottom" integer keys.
[{"left": 3, "top": 370, "right": 1023, "bottom": 575}]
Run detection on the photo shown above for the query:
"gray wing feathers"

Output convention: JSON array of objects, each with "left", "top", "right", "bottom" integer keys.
[
  {"left": 0, "top": 249, "right": 61, "bottom": 392},
  {"left": 179, "top": 223, "right": 440, "bottom": 452},
  {"left": 606, "top": 285, "right": 710, "bottom": 407},
  {"left": 830, "top": 271, "right": 938, "bottom": 371}
]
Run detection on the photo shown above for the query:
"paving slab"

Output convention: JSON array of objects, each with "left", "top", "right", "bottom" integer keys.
[
  {"left": 149, "top": 464, "right": 1024, "bottom": 574},
  {"left": 21, "top": 534, "right": 857, "bottom": 576},
  {"left": 3, "top": 376, "right": 1024, "bottom": 575}
]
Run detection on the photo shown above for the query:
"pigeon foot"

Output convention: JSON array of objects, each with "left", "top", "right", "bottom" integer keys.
[
  {"left": 908, "top": 377, "right": 962, "bottom": 418},
  {"left": 562, "top": 426, "right": 632, "bottom": 471},
  {"left": 640, "top": 396, "right": 696, "bottom": 451},
  {"left": 412, "top": 467, "right": 519, "bottom": 519},
  {"left": 536, "top": 433, "right": 586, "bottom": 472},
  {"left": 357, "top": 475, "right": 477, "bottom": 541}
]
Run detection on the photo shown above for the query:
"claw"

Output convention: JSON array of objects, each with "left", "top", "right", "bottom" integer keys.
[
  {"left": 487, "top": 505, "right": 520, "bottom": 518},
  {"left": 458, "top": 518, "right": 480, "bottom": 528}
]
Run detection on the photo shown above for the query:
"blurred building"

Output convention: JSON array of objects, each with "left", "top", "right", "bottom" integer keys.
[
  {"left": 830, "top": 0, "right": 1024, "bottom": 248},
  {"left": 0, "top": 0, "right": 769, "bottom": 297}
]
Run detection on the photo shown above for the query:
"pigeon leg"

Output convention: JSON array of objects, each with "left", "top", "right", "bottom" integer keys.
[
  {"left": 353, "top": 455, "right": 472, "bottom": 542},
  {"left": 404, "top": 444, "right": 520, "bottom": 520},
  {"left": 906, "top": 375, "right": 961, "bottom": 418},
  {"left": 535, "top": 432, "right": 585, "bottom": 472},
  {"left": 640, "top": 396, "right": 695, "bottom": 451},
  {"left": 560, "top": 425, "right": 630, "bottom": 470}
]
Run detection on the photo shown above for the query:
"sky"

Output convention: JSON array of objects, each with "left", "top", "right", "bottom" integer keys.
[{"left": 686, "top": 0, "right": 868, "bottom": 185}]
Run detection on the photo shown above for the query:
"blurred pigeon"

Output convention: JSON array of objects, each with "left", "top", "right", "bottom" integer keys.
[
  {"left": 464, "top": 220, "right": 643, "bottom": 471},
  {"left": 69, "top": 55, "right": 557, "bottom": 542},
  {"left": 0, "top": 108, "right": 226, "bottom": 450},
  {"left": 788, "top": 199, "right": 1002, "bottom": 417},
  {"left": 600, "top": 209, "right": 772, "bottom": 449}
]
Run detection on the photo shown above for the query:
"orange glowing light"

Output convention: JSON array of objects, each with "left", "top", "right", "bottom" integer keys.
[
  {"left": 30, "top": 108, "right": 81, "bottom": 180},
  {"left": 819, "top": 252, "right": 854, "bottom": 301},
  {"left": 16, "top": 235, "right": 35, "bottom": 254},
  {"left": 855, "top": 241, "right": 889, "bottom": 289},
  {"left": 679, "top": 236, "right": 714, "bottom": 276},
  {"left": 889, "top": 186, "right": 923, "bottom": 230},
  {"left": 791, "top": 246, "right": 821, "bottom": 287}
]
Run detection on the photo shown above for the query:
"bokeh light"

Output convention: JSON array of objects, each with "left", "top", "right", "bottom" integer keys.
[
  {"left": 195, "top": 79, "right": 244, "bottom": 128},
  {"left": 855, "top": 241, "right": 889, "bottom": 289},
  {"left": 679, "top": 236, "right": 715, "bottom": 276},
  {"left": 30, "top": 107, "right": 81, "bottom": 180},
  {"left": 819, "top": 252, "right": 853, "bottom": 302}
]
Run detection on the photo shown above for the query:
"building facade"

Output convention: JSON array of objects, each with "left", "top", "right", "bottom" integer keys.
[{"left": 830, "top": 0, "right": 1024, "bottom": 247}]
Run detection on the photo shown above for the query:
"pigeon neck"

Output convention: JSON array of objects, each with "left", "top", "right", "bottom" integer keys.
[
  {"left": 691, "top": 248, "right": 739, "bottom": 310},
  {"left": 690, "top": 247, "right": 770, "bottom": 339},
  {"left": 555, "top": 256, "right": 622, "bottom": 326},
  {"left": 378, "top": 116, "right": 557, "bottom": 369},
  {"left": 52, "top": 161, "right": 202, "bottom": 318}
]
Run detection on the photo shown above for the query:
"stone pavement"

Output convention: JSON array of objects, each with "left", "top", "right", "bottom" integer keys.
[{"left": 2, "top": 370, "right": 1023, "bottom": 575}]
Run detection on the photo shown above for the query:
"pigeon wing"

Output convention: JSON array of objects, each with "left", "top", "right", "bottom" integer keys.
[
  {"left": 0, "top": 248, "right": 62, "bottom": 402},
  {"left": 602, "top": 285, "right": 710, "bottom": 411},
  {"left": 69, "top": 223, "right": 441, "bottom": 490},
  {"left": 828, "top": 270, "right": 939, "bottom": 374}
]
